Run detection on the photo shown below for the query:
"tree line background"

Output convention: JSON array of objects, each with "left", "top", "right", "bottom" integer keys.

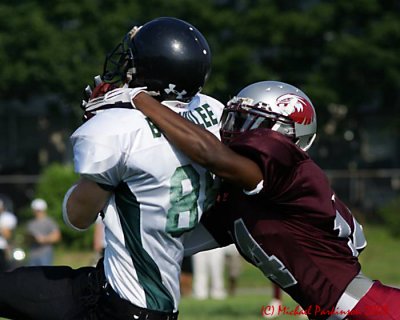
[{"left": 0, "top": 0, "right": 399, "bottom": 247}]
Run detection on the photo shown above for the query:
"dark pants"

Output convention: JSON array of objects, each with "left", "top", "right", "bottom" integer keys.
[
  {"left": 0, "top": 260, "right": 178, "bottom": 320},
  {"left": 0, "top": 264, "right": 95, "bottom": 320}
]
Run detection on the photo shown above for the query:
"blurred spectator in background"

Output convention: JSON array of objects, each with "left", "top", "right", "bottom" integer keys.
[
  {"left": 0, "top": 199, "right": 17, "bottom": 271},
  {"left": 92, "top": 215, "right": 106, "bottom": 265},
  {"left": 26, "top": 198, "right": 61, "bottom": 266},
  {"left": 192, "top": 247, "right": 227, "bottom": 300},
  {"left": 180, "top": 256, "right": 193, "bottom": 297},
  {"left": 263, "top": 284, "right": 282, "bottom": 319},
  {"left": 264, "top": 284, "right": 307, "bottom": 319},
  {"left": 224, "top": 244, "right": 242, "bottom": 296}
]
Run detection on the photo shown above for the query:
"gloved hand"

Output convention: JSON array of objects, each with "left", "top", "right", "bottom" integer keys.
[
  {"left": 81, "top": 75, "right": 118, "bottom": 121},
  {"left": 83, "top": 86, "right": 149, "bottom": 116}
]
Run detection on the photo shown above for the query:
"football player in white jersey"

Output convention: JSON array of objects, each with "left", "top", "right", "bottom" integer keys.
[{"left": 0, "top": 17, "right": 223, "bottom": 320}]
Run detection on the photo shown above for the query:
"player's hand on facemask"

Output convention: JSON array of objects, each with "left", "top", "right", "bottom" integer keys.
[
  {"left": 83, "top": 86, "right": 149, "bottom": 119},
  {"left": 81, "top": 75, "right": 119, "bottom": 122},
  {"left": 80, "top": 74, "right": 162, "bottom": 122}
]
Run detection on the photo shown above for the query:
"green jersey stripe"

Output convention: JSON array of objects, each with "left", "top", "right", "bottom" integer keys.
[{"left": 114, "top": 182, "right": 174, "bottom": 312}]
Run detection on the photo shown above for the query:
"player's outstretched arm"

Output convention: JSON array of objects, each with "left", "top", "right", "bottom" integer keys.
[{"left": 133, "top": 93, "right": 263, "bottom": 191}]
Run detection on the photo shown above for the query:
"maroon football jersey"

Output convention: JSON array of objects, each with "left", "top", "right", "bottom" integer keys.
[{"left": 202, "top": 128, "right": 366, "bottom": 316}]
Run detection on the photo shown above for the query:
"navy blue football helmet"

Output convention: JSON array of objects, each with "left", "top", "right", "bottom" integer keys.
[{"left": 103, "top": 17, "right": 212, "bottom": 102}]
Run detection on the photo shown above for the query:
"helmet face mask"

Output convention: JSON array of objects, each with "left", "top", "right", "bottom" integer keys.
[
  {"left": 103, "top": 17, "right": 212, "bottom": 102},
  {"left": 221, "top": 100, "right": 295, "bottom": 144},
  {"left": 221, "top": 81, "right": 317, "bottom": 151},
  {"left": 103, "top": 38, "right": 134, "bottom": 84}
]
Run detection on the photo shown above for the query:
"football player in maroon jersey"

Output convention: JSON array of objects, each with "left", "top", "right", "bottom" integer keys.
[
  {"left": 122, "top": 81, "right": 400, "bottom": 320},
  {"left": 83, "top": 80, "right": 400, "bottom": 319}
]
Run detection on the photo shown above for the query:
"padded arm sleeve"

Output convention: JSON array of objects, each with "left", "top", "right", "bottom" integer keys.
[
  {"left": 62, "top": 184, "right": 87, "bottom": 231},
  {"left": 183, "top": 223, "right": 221, "bottom": 256}
]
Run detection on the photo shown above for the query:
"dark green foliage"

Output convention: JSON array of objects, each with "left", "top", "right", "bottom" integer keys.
[
  {"left": 1, "top": 0, "right": 400, "bottom": 246},
  {"left": 1, "top": 0, "right": 399, "bottom": 121},
  {"left": 379, "top": 196, "right": 400, "bottom": 238},
  {"left": 34, "top": 163, "right": 94, "bottom": 249},
  {"left": 0, "top": 1, "right": 397, "bottom": 134}
]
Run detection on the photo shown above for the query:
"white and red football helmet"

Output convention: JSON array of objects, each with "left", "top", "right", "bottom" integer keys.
[{"left": 221, "top": 81, "right": 317, "bottom": 151}]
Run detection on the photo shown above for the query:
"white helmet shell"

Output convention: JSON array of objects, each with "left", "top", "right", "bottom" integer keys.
[{"left": 229, "top": 81, "right": 317, "bottom": 151}]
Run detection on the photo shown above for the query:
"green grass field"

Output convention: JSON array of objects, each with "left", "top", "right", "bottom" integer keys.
[
  {"left": 1, "top": 225, "right": 398, "bottom": 320},
  {"left": 356, "top": 225, "right": 400, "bottom": 284},
  {"left": 179, "top": 294, "right": 303, "bottom": 320}
]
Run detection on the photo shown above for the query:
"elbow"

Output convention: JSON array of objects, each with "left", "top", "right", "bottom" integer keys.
[
  {"left": 63, "top": 199, "right": 92, "bottom": 231},
  {"left": 67, "top": 212, "right": 92, "bottom": 231}
]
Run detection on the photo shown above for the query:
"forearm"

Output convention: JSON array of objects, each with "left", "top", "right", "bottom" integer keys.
[
  {"left": 46, "top": 230, "right": 61, "bottom": 244},
  {"left": 35, "top": 230, "right": 61, "bottom": 245},
  {"left": 134, "top": 93, "right": 227, "bottom": 168},
  {"left": 133, "top": 93, "right": 263, "bottom": 190}
]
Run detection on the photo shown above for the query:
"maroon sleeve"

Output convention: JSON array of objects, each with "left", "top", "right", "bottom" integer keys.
[
  {"left": 229, "top": 128, "right": 309, "bottom": 195},
  {"left": 216, "top": 128, "right": 365, "bottom": 312}
]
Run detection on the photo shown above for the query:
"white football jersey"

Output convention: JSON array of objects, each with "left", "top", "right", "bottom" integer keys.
[{"left": 70, "top": 94, "right": 224, "bottom": 312}]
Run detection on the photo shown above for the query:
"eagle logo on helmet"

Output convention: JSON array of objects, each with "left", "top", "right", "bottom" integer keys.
[{"left": 276, "top": 94, "right": 315, "bottom": 125}]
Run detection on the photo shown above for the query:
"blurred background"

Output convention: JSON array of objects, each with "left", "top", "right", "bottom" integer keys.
[{"left": 0, "top": 0, "right": 399, "bottom": 318}]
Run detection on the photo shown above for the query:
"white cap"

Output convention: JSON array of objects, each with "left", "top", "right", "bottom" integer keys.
[{"left": 31, "top": 198, "right": 47, "bottom": 211}]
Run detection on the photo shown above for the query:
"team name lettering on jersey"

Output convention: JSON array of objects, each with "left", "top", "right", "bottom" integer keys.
[
  {"left": 180, "top": 104, "right": 218, "bottom": 128},
  {"left": 146, "top": 104, "right": 218, "bottom": 138}
]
